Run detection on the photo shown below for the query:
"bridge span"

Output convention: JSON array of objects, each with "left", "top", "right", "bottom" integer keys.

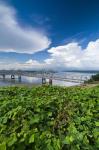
[{"left": 0, "top": 70, "right": 91, "bottom": 85}]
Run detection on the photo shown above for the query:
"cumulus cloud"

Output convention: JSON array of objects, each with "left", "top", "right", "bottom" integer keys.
[
  {"left": 0, "top": 59, "right": 45, "bottom": 70},
  {"left": 0, "top": 2, "right": 51, "bottom": 53},
  {"left": 25, "top": 59, "right": 45, "bottom": 69},
  {"left": 44, "top": 39, "right": 99, "bottom": 70},
  {"left": 0, "top": 39, "right": 99, "bottom": 70},
  {"left": 0, "top": 1, "right": 99, "bottom": 71},
  {"left": 45, "top": 43, "right": 83, "bottom": 69}
]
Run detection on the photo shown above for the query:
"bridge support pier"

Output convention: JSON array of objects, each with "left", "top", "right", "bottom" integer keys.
[
  {"left": 49, "top": 78, "right": 52, "bottom": 85},
  {"left": 11, "top": 75, "right": 15, "bottom": 80},
  {"left": 42, "top": 77, "right": 46, "bottom": 85},
  {"left": 2, "top": 74, "right": 5, "bottom": 80},
  {"left": 18, "top": 75, "right": 21, "bottom": 82}
]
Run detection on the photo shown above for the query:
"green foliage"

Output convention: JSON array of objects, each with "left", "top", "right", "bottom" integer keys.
[
  {"left": 85, "top": 73, "right": 99, "bottom": 83},
  {"left": 0, "top": 85, "right": 99, "bottom": 150},
  {"left": 91, "top": 74, "right": 99, "bottom": 81}
]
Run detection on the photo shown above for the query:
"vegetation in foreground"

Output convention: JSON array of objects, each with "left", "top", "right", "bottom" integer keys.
[{"left": 0, "top": 85, "right": 99, "bottom": 150}]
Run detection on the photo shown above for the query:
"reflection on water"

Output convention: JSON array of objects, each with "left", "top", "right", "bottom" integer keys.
[
  {"left": 22, "top": 76, "right": 41, "bottom": 84},
  {"left": 53, "top": 80, "right": 80, "bottom": 86},
  {"left": 0, "top": 72, "right": 95, "bottom": 87},
  {"left": 0, "top": 76, "right": 42, "bottom": 87},
  {"left": 0, "top": 80, "right": 12, "bottom": 87}
]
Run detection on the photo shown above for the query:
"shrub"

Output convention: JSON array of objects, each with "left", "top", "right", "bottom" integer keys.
[
  {"left": 85, "top": 73, "right": 99, "bottom": 83},
  {"left": 0, "top": 86, "right": 99, "bottom": 150}
]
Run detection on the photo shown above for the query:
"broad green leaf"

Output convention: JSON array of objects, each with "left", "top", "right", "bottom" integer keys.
[
  {"left": 29, "top": 134, "right": 35, "bottom": 143},
  {"left": 0, "top": 142, "right": 6, "bottom": 150},
  {"left": 95, "top": 121, "right": 99, "bottom": 127},
  {"left": 30, "top": 115, "right": 40, "bottom": 124},
  {"left": 8, "top": 134, "right": 17, "bottom": 147},
  {"left": 63, "top": 136, "right": 74, "bottom": 144}
]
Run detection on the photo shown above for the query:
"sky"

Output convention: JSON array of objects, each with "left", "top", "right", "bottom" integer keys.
[{"left": 0, "top": 0, "right": 99, "bottom": 70}]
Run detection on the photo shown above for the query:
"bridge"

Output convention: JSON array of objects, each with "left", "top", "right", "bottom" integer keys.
[{"left": 0, "top": 70, "right": 91, "bottom": 85}]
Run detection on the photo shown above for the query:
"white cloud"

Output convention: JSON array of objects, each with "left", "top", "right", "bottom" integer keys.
[
  {"left": 0, "top": 39, "right": 99, "bottom": 70},
  {"left": 25, "top": 59, "right": 45, "bottom": 69},
  {"left": 45, "top": 43, "right": 83, "bottom": 69},
  {"left": 0, "top": 59, "right": 46, "bottom": 70},
  {"left": 44, "top": 39, "right": 99, "bottom": 70},
  {"left": 0, "top": 2, "right": 51, "bottom": 53},
  {"left": 0, "top": 2, "right": 99, "bottom": 71}
]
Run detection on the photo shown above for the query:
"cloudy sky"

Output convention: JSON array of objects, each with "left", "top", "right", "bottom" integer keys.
[{"left": 0, "top": 0, "right": 99, "bottom": 70}]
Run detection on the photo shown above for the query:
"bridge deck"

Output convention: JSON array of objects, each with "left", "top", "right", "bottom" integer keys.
[{"left": 0, "top": 70, "right": 90, "bottom": 83}]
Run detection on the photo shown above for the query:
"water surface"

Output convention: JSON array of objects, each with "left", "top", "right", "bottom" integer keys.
[{"left": 0, "top": 72, "right": 95, "bottom": 87}]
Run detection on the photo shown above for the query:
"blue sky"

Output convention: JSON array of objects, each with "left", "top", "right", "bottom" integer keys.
[{"left": 0, "top": 0, "right": 99, "bottom": 70}]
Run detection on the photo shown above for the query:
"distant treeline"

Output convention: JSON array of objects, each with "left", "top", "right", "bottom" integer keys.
[
  {"left": 85, "top": 73, "right": 99, "bottom": 83},
  {"left": 64, "top": 70, "right": 99, "bottom": 73}
]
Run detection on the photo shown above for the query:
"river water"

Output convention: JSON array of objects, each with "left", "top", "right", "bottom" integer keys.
[{"left": 0, "top": 72, "right": 95, "bottom": 87}]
